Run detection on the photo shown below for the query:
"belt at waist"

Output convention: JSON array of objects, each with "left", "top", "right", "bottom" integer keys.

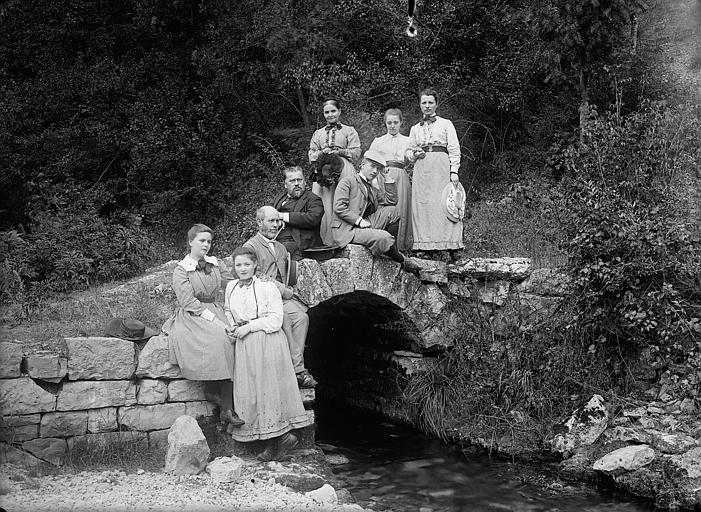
[
  {"left": 421, "top": 145, "right": 448, "bottom": 154},
  {"left": 385, "top": 160, "right": 405, "bottom": 169},
  {"left": 197, "top": 296, "right": 215, "bottom": 303}
]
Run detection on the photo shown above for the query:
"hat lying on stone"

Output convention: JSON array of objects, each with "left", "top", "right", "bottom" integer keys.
[
  {"left": 105, "top": 318, "right": 160, "bottom": 342},
  {"left": 441, "top": 182, "right": 467, "bottom": 223},
  {"left": 302, "top": 244, "right": 338, "bottom": 261}
]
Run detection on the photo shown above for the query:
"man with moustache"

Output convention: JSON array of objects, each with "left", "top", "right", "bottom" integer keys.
[
  {"left": 273, "top": 166, "right": 324, "bottom": 260},
  {"left": 243, "top": 206, "right": 317, "bottom": 388}
]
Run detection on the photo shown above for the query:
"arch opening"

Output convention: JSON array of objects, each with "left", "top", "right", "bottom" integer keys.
[{"left": 305, "top": 290, "right": 424, "bottom": 422}]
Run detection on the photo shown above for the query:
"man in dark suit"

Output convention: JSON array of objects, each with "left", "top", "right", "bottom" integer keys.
[
  {"left": 273, "top": 166, "right": 324, "bottom": 260},
  {"left": 243, "top": 206, "right": 317, "bottom": 388},
  {"left": 332, "top": 151, "right": 420, "bottom": 273}
]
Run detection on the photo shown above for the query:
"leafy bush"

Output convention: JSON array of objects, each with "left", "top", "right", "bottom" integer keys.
[
  {"left": 561, "top": 104, "right": 701, "bottom": 367},
  {"left": 1, "top": 184, "right": 155, "bottom": 306}
]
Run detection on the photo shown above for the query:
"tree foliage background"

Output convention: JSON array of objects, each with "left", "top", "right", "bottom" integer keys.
[{"left": 1, "top": 0, "right": 699, "bottom": 364}]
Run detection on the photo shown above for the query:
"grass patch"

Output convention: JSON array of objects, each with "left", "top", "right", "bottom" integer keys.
[
  {"left": 402, "top": 294, "right": 613, "bottom": 451},
  {"left": 65, "top": 434, "right": 166, "bottom": 474},
  {"left": 463, "top": 184, "right": 568, "bottom": 268},
  {"left": 1, "top": 265, "right": 176, "bottom": 353}
]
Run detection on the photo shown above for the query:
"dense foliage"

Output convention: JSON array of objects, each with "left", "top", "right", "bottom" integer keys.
[{"left": 1, "top": 0, "right": 658, "bottom": 305}]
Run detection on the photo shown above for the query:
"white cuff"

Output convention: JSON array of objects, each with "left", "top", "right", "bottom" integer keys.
[
  {"left": 200, "top": 309, "right": 215, "bottom": 322},
  {"left": 282, "top": 212, "right": 290, "bottom": 223}
]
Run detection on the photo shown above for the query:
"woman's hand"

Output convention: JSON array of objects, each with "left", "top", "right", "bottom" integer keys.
[
  {"left": 225, "top": 327, "right": 237, "bottom": 342},
  {"left": 450, "top": 172, "right": 459, "bottom": 184},
  {"left": 322, "top": 147, "right": 334, "bottom": 154},
  {"left": 413, "top": 148, "right": 426, "bottom": 160},
  {"left": 281, "top": 286, "right": 294, "bottom": 300},
  {"left": 233, "top": 324, "right": 252, "bottom": 341}
]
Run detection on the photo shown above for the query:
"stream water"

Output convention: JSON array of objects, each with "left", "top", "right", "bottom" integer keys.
[{"left": 315, "top": 406, "right": 656, "bottom": 512}]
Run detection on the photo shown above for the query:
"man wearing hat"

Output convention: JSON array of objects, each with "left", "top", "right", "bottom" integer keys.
[
  {"left": 332, "top": 151, "right": 420, "bottom": 273},
  {"left": 243, "top": 206, "right": 317, "bottom": 388},
  {"left": 273, "top": 166, "right": 325, "bottom": 260}
]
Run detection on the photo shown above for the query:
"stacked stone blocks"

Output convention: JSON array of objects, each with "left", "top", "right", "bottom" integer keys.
[{"left": 0, "top": 337, "right": 224, "bottom": 465}]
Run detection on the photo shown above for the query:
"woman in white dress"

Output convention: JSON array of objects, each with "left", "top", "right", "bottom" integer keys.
[
  {"left": 224, "top": 246, "right": 313, "bottom": 461},
  {"left": 368, "top": 108, "right": 412, "bottom": 251},
  {"left": 308, "top": 98, "right": 361, "bottom": 246},
  {"left": 406, "top": 88, "right": 464, "bottom": 260}
]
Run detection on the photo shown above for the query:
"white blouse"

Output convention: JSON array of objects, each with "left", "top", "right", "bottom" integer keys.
[
  {"left": 224, "top": 277, "right": 283, "bottom": 333},
  {"left": 406, "top": 116, "right": 461, "bottom": 173},
  {"left": 368, "top": 133, "right": 410, "bottom": 165}
]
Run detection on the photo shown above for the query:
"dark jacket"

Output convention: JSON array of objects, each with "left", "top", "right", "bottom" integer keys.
[{"left": 273, "top": 189, "right": 324, "bottom": 258}]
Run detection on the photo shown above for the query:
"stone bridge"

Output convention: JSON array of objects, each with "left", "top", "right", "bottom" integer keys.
[{"left": 0, "top": 246, "right": 568, "bottom": 465}]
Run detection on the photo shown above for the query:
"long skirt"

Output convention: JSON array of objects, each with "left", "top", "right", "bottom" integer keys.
[
  {"left": 376, "top": 166, "right": 413, "bottom": 251},
  {"left": 163, "top": 303, "right": 234, "bottom": 381},
  {"left": 231, "top": 329, "right": 312, "bottom": 442},
  {"left": 312, "top": 156, "right": 356, "bottom": 246},
  {"left": 411, "top": 152, "right": 464, "bottom": 251}
]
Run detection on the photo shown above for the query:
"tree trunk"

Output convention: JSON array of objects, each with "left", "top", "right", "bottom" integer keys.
[
  {"left": 578, "top": 68, "right": 589, "bottom": 143},
  {"left": 630, "top": 12, "right": 639, "bottom": 55},
  {"left": 297, "top": 86, "right": 311, "bottom": 130}
]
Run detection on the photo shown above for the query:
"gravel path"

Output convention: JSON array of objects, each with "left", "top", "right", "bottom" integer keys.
[{"left": 0, "top": 464, "right": 368, "bottom": 512}]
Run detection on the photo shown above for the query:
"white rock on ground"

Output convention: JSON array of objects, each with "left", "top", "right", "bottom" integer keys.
[
  {"left": 206, "top": 456, "right": 243, "bottom": 484},
  {"left": 593, "top": 445, "right": 656, "bottom": 473},
  {"left": 305, "top": 483, "right": 339, "bottom": 505},
  {"left": 164, "top": 415, "right": 209, "bottom": 475}
]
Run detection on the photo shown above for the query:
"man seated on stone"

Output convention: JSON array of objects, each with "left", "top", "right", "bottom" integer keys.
[
  {"left": 243, "top": 206, "right": 317, "bottom": 388},
  {"left": 273, "top": 166, "right": 324, "bottom": 260},
  {"left": 332, "top": 150, "right": 420, "bottom": 274}
]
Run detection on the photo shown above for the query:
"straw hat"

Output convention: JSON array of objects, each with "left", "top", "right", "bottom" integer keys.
[{"left": 441, "top": 182, "right": 467, "bottom": 223}]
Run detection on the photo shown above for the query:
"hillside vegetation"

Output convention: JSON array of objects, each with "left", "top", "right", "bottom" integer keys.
[{"left": 1, "top": 0, "right": 700, "bottom": 444}]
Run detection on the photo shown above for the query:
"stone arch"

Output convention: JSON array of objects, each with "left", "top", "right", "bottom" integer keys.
[{"left": 296, "top": 245, "right": 457, "bottom": 353}]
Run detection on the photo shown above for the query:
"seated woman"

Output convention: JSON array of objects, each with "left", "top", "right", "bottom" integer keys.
[
  {"left": 162, "top": 224, "right": 243, "bottom": 432},
  {"left": 225, "top": 246, "right": 312, "bottom": 461}
]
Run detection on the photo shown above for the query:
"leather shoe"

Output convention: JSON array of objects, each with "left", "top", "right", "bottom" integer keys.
[
  {"left": 402, "top": 257, "right": 422, "bottom": 275},
  {"left": 296, "top": 371, "right": 318, "bottom": 388},
  {"left": 277, "top": 432, "right": 299, "bottom": 459},
  {"left": 257, "top": 441, "right": 277, "bottom": 462},
  {"left": 221, "top": 409, "right": 245, "bottom": 428}
]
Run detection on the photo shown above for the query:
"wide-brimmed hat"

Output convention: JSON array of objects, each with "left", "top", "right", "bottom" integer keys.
[
  {"left": 302, "top": 244, "right": 338, "bottom": 261},
  {"left": 105, "top": 318, "right": 159, "bottom": 342},
  {"left": 363, "top": 150, "right": 386, "bottom": 168},
  {"left": 315, "top": 153, "right": 345, "bottom": 187},
  {"left": 441, "top": 182, "right": 467, "bottom": 223}
]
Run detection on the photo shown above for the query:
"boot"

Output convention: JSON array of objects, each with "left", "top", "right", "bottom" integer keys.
[
  {"left": 257, "top": 440, "right": 278, "bottom": 462},
  {"left": 277, "top": 432, "right": 299, "bottom": 460}
]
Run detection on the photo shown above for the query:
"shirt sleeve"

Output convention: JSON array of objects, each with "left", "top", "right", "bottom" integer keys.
[
  {"left": 248, "top": 282, "right": 284, "bottom": 333},
  {"left": 223, "top": 281, "right": 235, "bottom": 327},
  {"left": 172, "top": 266, "right": 214, "bottom": 320},
  {"left": 345, "top": 127, "right": 361, "bottom": 164},
  {"left": 445, "top": 119, "right": 461, "bottom": 173},
  {"left": 333, "top": 178, "right": 361, "bottom": 226},
  {"left": 406, "top": 125, "right": 419, "bottom": 160},
  {"left": 308, "top": 130, "right": 323, "bottom": 163}
]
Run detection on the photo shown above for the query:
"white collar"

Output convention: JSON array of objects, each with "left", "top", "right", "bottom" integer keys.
[
  {"left": 359, "top": 173, "right": 370, "bottom": 183},
  {"left": 257, "top": 232, "right": 277, "bottom": 245},
  {"left": 178, "top": 254, "right": 219, "bottom": 271}
]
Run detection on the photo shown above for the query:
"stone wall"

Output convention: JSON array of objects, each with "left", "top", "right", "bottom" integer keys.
[{"left": 0, "top": 336, "right": 314, "bottom": 466}]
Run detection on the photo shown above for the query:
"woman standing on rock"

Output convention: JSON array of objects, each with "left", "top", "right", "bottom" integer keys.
[
  {"left": 162, "top": 224, "right": 244, "bottom": 432},
  {"left": 368, "top": 108, "right": 413, "bottom": 251},
  {"left": 406, "top": 89, "right": 464, "bottom": 260},
  {"left": 225, "top": 246, "right": 312, "bottom": 461},
  {"left": 308, "top": 97, "right": 361, "bottom": 246}
]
